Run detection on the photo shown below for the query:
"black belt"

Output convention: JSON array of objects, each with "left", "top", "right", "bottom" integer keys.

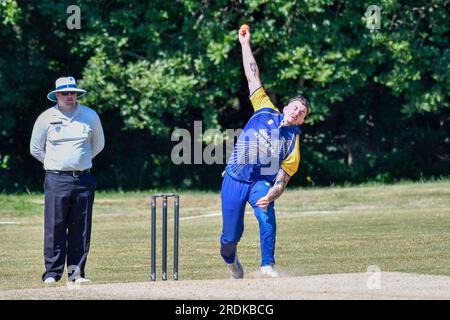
[{"left": 46, "top": 169, "right": 91, "bottom": 177}]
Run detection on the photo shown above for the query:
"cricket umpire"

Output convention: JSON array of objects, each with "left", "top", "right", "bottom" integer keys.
[
  {"left": 30, "top": 76, "right": 105, "bottom": 283},
  {"left": 220, "top": 26, "right": 309, "bottom": 279}
]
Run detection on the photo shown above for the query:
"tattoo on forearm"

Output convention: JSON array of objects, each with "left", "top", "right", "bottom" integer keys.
[
  {"left": 250, "top": 62, "right": 257, "bottom": 77},
  {"left": 266, "top": 183, "right": 284, "bottom": 201},
  {"left": 266, "top": 170, "right": 290, "bottom": 202}
]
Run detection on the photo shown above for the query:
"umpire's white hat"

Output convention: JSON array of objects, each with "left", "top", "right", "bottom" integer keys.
[{"left": 47, "top": 76, "right": 87, "bottom": 102}]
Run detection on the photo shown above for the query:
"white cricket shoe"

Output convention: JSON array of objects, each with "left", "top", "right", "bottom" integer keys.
[
  {"left": 44, "top": 277, "right": 56, "bottom": 284},
  {"left": 73, "top": 277, "right": 91, "bottom": 284},
  {"left": 260, "top": 265, "right": 279, "bottom": 278},
  {"left": 227, "top": 255, "right": 244, "bottom": 279}
]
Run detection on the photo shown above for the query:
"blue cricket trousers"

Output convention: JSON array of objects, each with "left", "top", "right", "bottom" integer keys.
[
  {"left": 42, "top": 171, "right": 96, "bottom": 281},
  {"left": 220, "top": 173, "right": 276, "bottom": 266}
]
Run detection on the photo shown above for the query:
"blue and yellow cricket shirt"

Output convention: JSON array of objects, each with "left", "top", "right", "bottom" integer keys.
[{"left": 225, "top": 87, "right": 301, "bottom": 183}]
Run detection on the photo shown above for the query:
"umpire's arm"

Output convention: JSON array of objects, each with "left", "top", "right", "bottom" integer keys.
[
  {"left": 91, "top": 111, "right": 105, "bottom": 159},
  {"left": 30, "top": 114, "right": 47, "bottom": 163}
]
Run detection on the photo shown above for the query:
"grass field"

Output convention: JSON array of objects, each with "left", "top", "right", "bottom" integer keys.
[{"left": 1, "top": 180, "right": 450, "bottom": 291}]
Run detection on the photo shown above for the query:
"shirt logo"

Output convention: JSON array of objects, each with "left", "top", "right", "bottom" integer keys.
[
  {"left": 267, "top": 119, "right": 274, "bottom": 125},
  {"left": 50, "top": 121, "right": 62, "bottom": 133}
]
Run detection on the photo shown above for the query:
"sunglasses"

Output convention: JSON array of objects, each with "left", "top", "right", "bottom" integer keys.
[{"left": 60, "top": 92, "right": 77, "bottom": 96}]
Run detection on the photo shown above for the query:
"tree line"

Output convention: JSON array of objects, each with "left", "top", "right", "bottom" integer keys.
[{"left": 0, "top": 0, "right": 449, "bottom": 192}]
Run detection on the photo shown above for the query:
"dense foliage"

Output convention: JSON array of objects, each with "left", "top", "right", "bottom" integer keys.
[{"left": 1, "top": 0, "right": 449, "bottom": 191}]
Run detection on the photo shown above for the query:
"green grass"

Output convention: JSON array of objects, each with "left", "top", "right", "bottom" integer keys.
[{"left": 1, "top": 180, "right": 450, "bottom": 290}]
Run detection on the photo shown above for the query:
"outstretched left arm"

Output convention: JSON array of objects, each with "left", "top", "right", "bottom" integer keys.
[{"left": 255, "top": 169, "right": 291, "bottom": 211}]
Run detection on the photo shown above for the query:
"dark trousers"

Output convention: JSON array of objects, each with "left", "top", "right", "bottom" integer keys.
[{"left": 42, "top": 172, "right": 96, "bottom": 281}]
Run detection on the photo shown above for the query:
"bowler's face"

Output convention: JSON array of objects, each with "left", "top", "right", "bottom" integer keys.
[{"left": 282, "top": 101, "right": 308, "bottom": 125}]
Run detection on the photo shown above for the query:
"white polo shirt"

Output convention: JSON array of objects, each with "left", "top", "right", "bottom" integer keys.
[{"left": 30, "top": 104, "right": 105, "bottom": 171}]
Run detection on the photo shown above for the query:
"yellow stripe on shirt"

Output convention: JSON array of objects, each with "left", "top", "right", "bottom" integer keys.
[
  {"left": 250, "top": 87, "right": 279, "bottom": 112},
  {"left": 281, "top": 134, "right": 301, "bottom": 177}
]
